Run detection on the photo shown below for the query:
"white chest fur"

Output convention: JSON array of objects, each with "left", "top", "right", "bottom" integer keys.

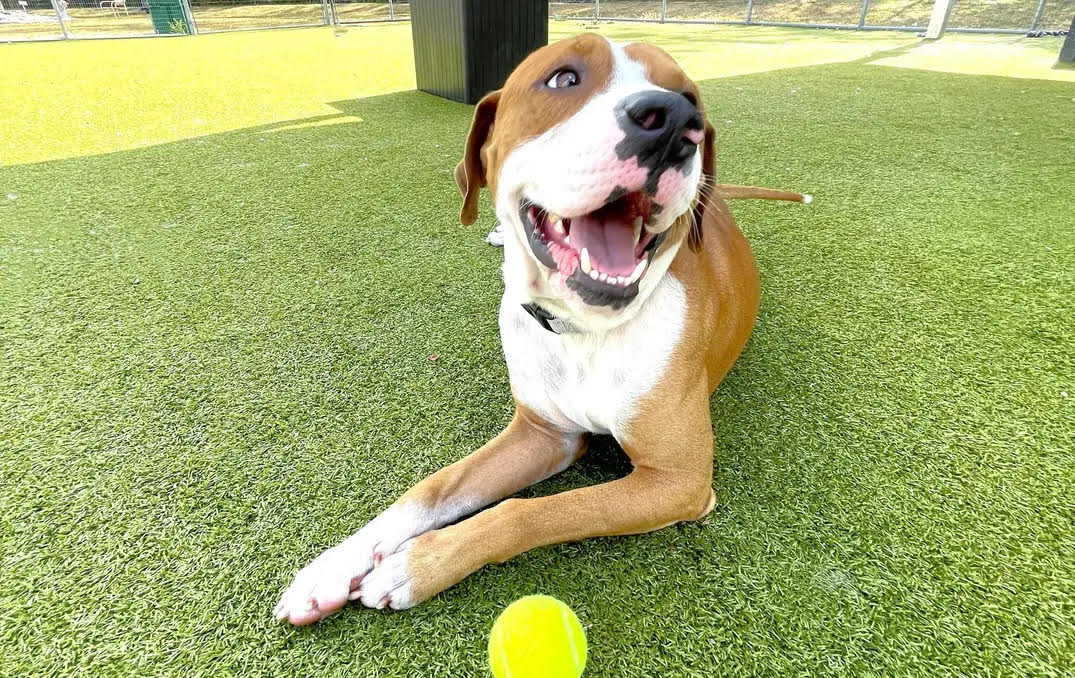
[{"left": 499, "top": 275, "right": 688, "bottom": 438}]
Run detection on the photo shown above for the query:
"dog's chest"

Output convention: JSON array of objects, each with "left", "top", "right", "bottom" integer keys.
[{"left": 500, "top": 277, "right": 687, "bottom": 437}]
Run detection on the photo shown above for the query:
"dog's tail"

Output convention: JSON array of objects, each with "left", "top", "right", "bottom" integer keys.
[{"left": 715, "top": 184, "right": 813, "bottom": 204}]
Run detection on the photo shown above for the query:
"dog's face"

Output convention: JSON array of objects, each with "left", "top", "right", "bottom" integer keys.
[{"left": 456, "top": 35, "right": 715, "bottom": 324}]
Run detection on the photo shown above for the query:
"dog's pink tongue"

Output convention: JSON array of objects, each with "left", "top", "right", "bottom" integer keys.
[{"left": 570, "top": 214, "right": 637, "bottom": 276}]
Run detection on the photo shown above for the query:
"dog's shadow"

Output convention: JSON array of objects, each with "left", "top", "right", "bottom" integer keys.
[
  {"left": 434, "top": 436, "right": 631, "bottom": 531},
  {"left": 517, "top": 435, "right": 634, "bottom": 500}
]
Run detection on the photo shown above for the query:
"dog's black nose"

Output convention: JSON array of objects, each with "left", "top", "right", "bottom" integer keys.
[{"left": 616, "top": 90, "right": 704, "bottom": 169}]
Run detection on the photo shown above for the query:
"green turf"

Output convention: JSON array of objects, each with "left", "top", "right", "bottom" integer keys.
[{"left": 2, "top": 41, "right": 1075, "bottom": 678}]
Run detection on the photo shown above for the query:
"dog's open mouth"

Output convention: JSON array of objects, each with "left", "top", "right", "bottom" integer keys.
[{"left": 520, "top": 191, "right": 664, "bottom": 308}]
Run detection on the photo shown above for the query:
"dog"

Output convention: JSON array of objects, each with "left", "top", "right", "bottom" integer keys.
[{"left": 274, "top": 34, "right": 809, "bottom": 625}]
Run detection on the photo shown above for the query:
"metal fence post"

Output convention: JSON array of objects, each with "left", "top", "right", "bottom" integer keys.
[
  {"left": 857, "top": 0, "right": 871, "bottom": 28},
  {"left": 48, "top": 0, "right": 69, "bottom": 39},
  {"left": 1028, "top": 0, "right": 1046, "bottom": 31},
  {"left": 595, "top": 0, "right": 600, "bottom": 20},
  {"left": 660, "top": 0, "right": 667, "bottom": 23},
  {"left": 389, "top": 0, "right": 395, "bottom": 21},
  {"left": 745, "top": 0, "right": 755, "bottom": 24},
  {"left": 925, "top": 0, "right": 956, "bottom": 39},
  {"left": 179, "top": 0, "right": 198, "bottom": 34},
  {"left": 320, "top": 0, "right": 333, "bottom": 25}
]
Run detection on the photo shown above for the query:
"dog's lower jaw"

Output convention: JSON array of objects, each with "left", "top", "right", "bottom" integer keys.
[{"left": 500, "top": 205, "right": 687, "bottom": 333}]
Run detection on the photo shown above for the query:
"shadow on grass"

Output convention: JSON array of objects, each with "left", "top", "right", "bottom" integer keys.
[{"left": 847, "top": 38, "right": 927, "bottom": 64}]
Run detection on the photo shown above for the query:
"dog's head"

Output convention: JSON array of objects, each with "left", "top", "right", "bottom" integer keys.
[{"left": 456, "top": 35, "right": 715, "bottom": 325}]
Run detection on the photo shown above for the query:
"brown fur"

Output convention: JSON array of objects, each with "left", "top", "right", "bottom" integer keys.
[{"left": 456, "top": 34, "right": 617, "bottom": 225}]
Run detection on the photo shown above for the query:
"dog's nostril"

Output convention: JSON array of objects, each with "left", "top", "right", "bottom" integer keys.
[
  {"left": 631, "top": 107, "right": 666, "bottom": 132},
  {"left": 672, "top": 143, "right": 694, "bottom": 161}
]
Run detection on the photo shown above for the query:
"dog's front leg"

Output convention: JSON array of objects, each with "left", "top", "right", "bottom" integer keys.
[
  {"left": 274, "top": 407, "right": 583, "bottom": 625},
  {"left": 359, "top": 388, "right": 717, "bottom": 609}
]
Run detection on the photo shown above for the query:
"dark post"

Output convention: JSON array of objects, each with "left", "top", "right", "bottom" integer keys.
[
  {"left": 411, "top": 0, "right": 549, "bottom": 104},
  {"left": 1060, "top": 16, "right": 1075, "bottom": 63}
]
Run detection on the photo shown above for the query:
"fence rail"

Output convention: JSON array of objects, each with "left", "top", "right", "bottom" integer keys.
[
  {"left": 550, "top": 1, "right": 1073, "bottom": 33},
  {"left": 0, "top": 0, "right": 411, "bottom": 41},
  {"left": 1, "top": 0, "right": 1070, "bottom": 43}
]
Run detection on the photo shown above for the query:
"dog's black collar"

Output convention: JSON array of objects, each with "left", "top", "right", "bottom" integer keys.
[{"left": 521, "top": 303, "right": 581, "bottom": 334}]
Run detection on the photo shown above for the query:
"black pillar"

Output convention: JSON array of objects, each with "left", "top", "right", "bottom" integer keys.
[{"left": 411, "top": 0, "right": 548, "bottom": 104}]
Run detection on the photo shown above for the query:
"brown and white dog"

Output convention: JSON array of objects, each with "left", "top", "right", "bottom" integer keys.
[{"left": 274, "top": 34, "right": 808, "bottom": 625}]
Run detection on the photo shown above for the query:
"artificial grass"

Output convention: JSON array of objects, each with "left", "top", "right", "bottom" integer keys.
[
  {"left": 9, "top": 22, "right": 1071, "bottom": 168},
  {"left": 10, "top": 23, "right": 1075, "bottom": 168},
  {"left": 2, "top": 24, "right": 1074, "bottom": 678},
  {"left": 0, "top": 22, "right": 921, "bottom": 166}
]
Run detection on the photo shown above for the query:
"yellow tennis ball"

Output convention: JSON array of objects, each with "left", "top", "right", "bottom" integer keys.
[{"left": 488, "top": 595, "right": 588, "bottom": 678}]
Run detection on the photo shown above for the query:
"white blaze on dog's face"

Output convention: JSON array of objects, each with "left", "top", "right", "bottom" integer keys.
[{"left": 455, "top": 35, "right": 715, "bottom": 326}]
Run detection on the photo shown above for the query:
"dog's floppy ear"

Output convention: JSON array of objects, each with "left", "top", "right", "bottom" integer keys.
[
  {"left": 688, "top": 120, "right": 716, "bottom": 252},
  {"left": 454, "top": 90, "right": 501, "bottom": 226}
]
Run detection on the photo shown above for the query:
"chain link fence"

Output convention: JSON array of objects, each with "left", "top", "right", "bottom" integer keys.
[
  {"left": 2, "top": 0, "right": 1069, "bottom": 42},
  {"left": 0, "top": 0, "right": 409, "bottom": 41},
  {"left": 1, "top": 0, "right": 198, "bottom": 41},
  {"left": 554, "top": 0, "right": 1072, "bottom": 32}
]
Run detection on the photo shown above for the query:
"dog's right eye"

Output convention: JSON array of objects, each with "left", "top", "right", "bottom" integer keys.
[{"left": 546, "top": 69, "right": 580, "bottom": 89}]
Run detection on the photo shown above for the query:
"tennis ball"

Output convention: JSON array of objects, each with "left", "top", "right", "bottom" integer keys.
[{"left": 488, "top": 595, "right": 587, "bottom": 678}]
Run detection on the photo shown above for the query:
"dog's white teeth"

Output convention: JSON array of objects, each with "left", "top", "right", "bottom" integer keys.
[
  {"left": 580, "top": 248, "right": 591, "bottom": 274},
  {"left": 564, "top": 235, "right": 570, "bottom": 244},
  {"left": 552, "top": 220, "right": 566, "bottom": 235},
  {"left": 632, "top": 217, "right": 643, "bottom": 246},
  {"left": 598, "top": 273, "right": 608, "bottom": 282},
  {"left": 628, "top": 259, "right": 648, "bottom": 285},
  {"left": 617, "top": 276, "right": 627, "bottom": 285},
  {"left": 589, "top": 269, "right": 599, "bottom": 280},
  {"left": 547, "top": 212, "right": 561, "bottom": 223}
]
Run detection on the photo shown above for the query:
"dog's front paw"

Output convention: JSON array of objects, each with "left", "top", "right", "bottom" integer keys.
[
  {"left": 358, "top": 528, "right": 479, "bottom": 610},
  {"left": 274, "top": 505, "right": 426, "bottom": 625},
  {"left": 273, "top": 541, "right": 369, "bottom": 626},
  {"left": 486, "top": 222, "right": 505, "bottom": 247},
  {"left": 357, "top": 538, "right": 419, "bottom": 610}
]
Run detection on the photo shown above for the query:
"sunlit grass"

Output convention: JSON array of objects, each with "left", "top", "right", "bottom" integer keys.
[{"left": 2, "top": 21, "right": 1069, "bottom": 167}]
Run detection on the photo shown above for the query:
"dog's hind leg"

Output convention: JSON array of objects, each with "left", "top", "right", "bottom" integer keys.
[{"left": 274, "top": 406, "right": 584, "bottom": 625}]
